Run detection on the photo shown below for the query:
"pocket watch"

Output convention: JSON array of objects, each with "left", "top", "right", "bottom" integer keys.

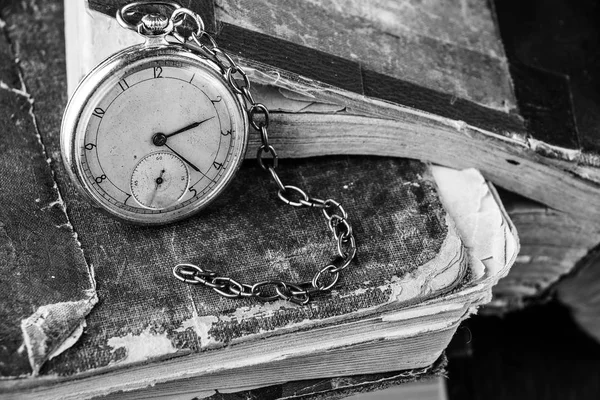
[
  {"left": 61, "top": 3, "right": 247, "bottom": 224},
  {"left": 60, "top": 1, "right": 357, "bottom": 304}
]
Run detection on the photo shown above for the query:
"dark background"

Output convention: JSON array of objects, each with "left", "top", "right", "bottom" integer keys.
[
  {"left": 447, "top": 303, "right": 600, "bottom": 400},
  {"left": 446, "top": 1, "right": 600, "bottom": 398}
]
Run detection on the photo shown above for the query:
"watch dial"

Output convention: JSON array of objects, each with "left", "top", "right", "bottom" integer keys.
[{"left": 72, "top": 52, "right": 247, "bottom": 223}]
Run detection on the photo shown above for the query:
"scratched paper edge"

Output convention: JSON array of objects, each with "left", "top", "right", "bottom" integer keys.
[{"left": 432, "top": 165, "right": 520, "bottom": 303}]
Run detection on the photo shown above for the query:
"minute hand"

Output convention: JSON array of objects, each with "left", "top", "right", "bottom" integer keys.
[
  {"left": 164, "top": 143, "right": 201, "bottom": 173},
  {"left": 164, "top": 117, "right": 214, "bottom": 139}
]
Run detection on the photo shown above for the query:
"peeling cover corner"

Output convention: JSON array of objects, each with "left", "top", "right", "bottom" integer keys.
[{"left": 21, "top": 291, "right": 98, "bottom": 376}]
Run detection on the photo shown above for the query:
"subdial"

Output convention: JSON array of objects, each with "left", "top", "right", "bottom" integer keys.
[{"left": 130, "top": 152, "right": 189, "bottom": 209}]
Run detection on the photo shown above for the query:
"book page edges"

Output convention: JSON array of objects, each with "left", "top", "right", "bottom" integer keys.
[
  {"left": 3, "top": 312, "right": 464, "bottom": 399},
  {"left": 68, "top": 5, "right": 600, "bottom": 208},
  {"left": 66, "top": 8, "right": 526, "bottom": 149},
  {"left": 432, "top": 165, "right": 519, "bottom": 301}
]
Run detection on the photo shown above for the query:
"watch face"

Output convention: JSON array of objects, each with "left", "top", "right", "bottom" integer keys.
[{"left": 62, "top": 44, "right": 248, "bottom": 224}]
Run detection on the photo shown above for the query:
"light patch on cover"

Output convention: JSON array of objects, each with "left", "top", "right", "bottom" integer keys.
[
  {"left": 176, "top": 310, "right": 219, "bottom": 349},
  {"left": 230, "top": 301, "right": 291, "bottom": 321},
  {"left": 107, "top": 327, "right": 178, "bottom": 364},
  {"left": 378, "top": 275, "right": 404, "bottom": 300},
  {"left": 336, "top": 287, "right": 370, "bottom": 298},
  {"left": 265, "top": 248, "right": 292, "bottom": 274},
  {"left": 176, "top": 302, "right": 302, "bottom": 350}
]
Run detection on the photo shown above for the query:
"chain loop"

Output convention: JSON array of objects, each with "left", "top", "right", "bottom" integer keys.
[
  {"left": 312, "top": 265, "right": 341, "bottom": 291},
  {"left": 241, "top": 87, "right": 255, "bottom": 108},
  {"left": 226, "top": 67, "right": 251, "bottom": 95},
  {"left": 323, "top": 199, "right": 348, "bottom": 221},
  {"left": 257, "top": 144, "right": 279, "bottom": 171},
  {"left": 212, "top": 277, "right": 244, "bottom": 298},
  {"left": 332, "top": 235, "right": 357, "bottom": 273},
  {"left": 268, "top": 167, "right": 286, "bottom": 193},
  {"left": 146, "top": 4, "right": 358, "bottom": 305},
  {"left": 189, "top": 31, "right": 219, "bottom": 54},
  {"left": 300, "top": 197, "right": 327, "bottom": 209},
  {"left": 328, "top": 214, "right": 352, "bottom": 239},
  {"left": 173, "top": 264, "right": 217, "bottom": 284},
  {"left": 277, "top": 185, "right": 309, "bottom": 207},
  {"left": 251, "top": 280, "right": 288, "bottom": 302},
  {"left": 280, "top": 283, "right": 311, "bottom": 305},
  {"left": 258, "top": 126, "right": 270, "bottom": 149},
  {"left": 337, "top": 233, "right": 356, "bottom": 257},
  {"left": 249, "top": 104, "right": 270, "bottom": 131},
  {"left": 170, "top": 7, "right": 205, "bottom": 42}
]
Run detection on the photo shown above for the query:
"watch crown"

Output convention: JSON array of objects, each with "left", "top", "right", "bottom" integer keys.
[{"left": 140, "top": 13, "right": 170, "bottom": 35}]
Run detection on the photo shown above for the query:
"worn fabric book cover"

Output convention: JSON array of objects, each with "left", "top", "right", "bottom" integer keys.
[
  {"left": 0, "top": 128, "right": 467, "bottom": 375},
  {"left": 0, "top": 1, "right": 518, "bottom": 399},
  {"left": 0, "top": 28, "right": 97, "bottom": 377}
]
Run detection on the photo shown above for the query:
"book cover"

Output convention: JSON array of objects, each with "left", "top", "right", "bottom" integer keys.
[
  {"left": 0, "top": 25, "right": 97, "bottom": 378},
  {"left": 0, "top": 0, "right": 461, "bottom": 380},
  {"left": 0, "top": 1, "right": 518, "bottom": 398},
  {"left": 77, "top": 0, "right": 600, "bottom": 222}
]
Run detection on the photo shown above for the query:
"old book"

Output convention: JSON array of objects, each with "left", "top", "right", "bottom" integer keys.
[
  {"left": 69, "top": 1, "right": 600, "bottom": 337},
  {"left": 77, "top": 0, "right": 600, "bottom": 223},
  {"left": 0, "top": 148, "right": 517, "bottom": 399},
  {"left": 66, "top": 7, "right": 550, "bottom": 321},
  {"left": 0, "top": 1, "right": 519, "bottom": 398}
]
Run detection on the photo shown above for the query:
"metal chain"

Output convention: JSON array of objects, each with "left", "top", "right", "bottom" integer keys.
[{"left": 125, "top": 4, "right": 357, "bottom": 305}]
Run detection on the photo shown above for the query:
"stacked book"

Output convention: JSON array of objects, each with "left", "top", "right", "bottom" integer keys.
[
  {"left": 5, "top": 0, "right": 597, "bottom": 398},
  {"left": 69, "top": 0, "right": 600, "bottom": 317}
]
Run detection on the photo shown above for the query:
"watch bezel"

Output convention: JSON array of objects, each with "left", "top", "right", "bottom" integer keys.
[{"left": 60, "top": 42, "right": 249, "bottom": 225}]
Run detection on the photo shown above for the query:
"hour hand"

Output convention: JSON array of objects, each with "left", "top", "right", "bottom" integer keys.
[{"left": 164, "top": 117, "right": 215, "bottom": 139}]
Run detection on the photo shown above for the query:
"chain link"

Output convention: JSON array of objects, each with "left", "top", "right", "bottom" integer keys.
[{"left": 126, "top": 4, "right": 358, "bottom": 304}]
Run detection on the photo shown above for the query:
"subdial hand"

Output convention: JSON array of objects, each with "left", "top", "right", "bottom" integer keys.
[
  {"left": 149, "top": 169, "right": 165, "bottom": 206},
  {"left": 155, "top": 169, "right": 165, "bottom": 185}
]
